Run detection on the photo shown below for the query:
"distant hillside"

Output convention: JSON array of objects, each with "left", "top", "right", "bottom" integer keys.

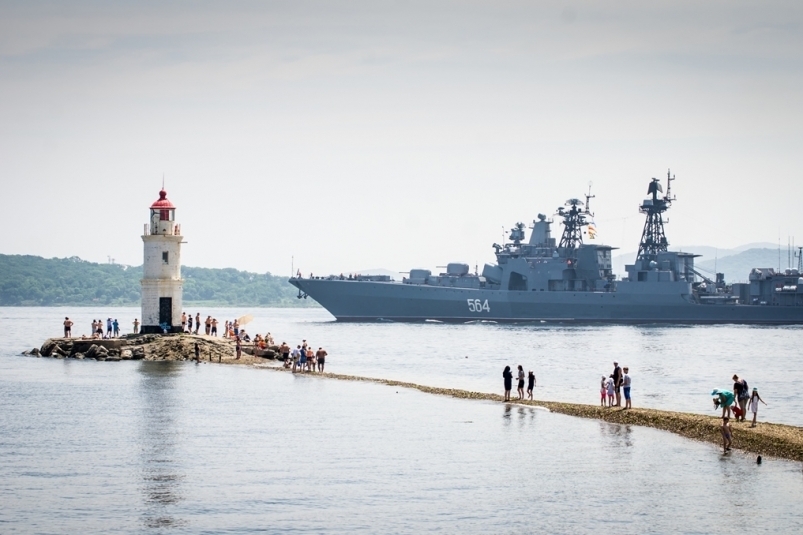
[
  {"left": 697, "top": 248, "right": 792, "bottom": 283},
  {"left": 0, "top": 254, "right": 313, "bottom": 307}
]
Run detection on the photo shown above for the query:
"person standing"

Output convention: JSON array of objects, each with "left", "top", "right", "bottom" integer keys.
[
  {"left": 600, "top": 375, "right": 607, "bottom": 407},
  {"left": 527, "top": 371, "right": 535, "bottom": 400},
  {"left": 187, "top": 314, "right": 193, "bottom": 334},
  {"left": 503, "top": 366, "right": 513, "bottom": 401},
  {"left": 194, "top": 342, "right": 201, "bottom": 363},
  {"left": 306, "top": 346, "right": 316, "bottom": 372},
  {"left": 317, "top": 347, "right": 327, "bottom": 372},
  {"left": 299, "top": 343, "right": 308, "bottom": 371},
  {"left": 181, "top": 312, "right": 187, "bottom": 332},
  {"left": 205, "top": 316, "right": 212, "bottom": 335},
  {"left": 749, "top": 388, "right": 767, "bottom": 428},
  {"left": 612, "top": 361, "right": 623, "bottom": 407},
  {"left": 516, "top": 365, "right": 525, "bottom": 400},
  {"left": 211, "top": 318, "right": 218, "bottom": 336},
  {"left": 622, "top": 366, "right": 632, "bottom": 409},
  {"left": 112, "top": 319, "right": 120, "bottom": 338},
  {"left": 235, "top": 337, "right": 242, "bottom": 360},
  {"left": 133, "top": 318, "right": 140, "bottom": 334},
  {"left": 63, "top": 317, "right": 73, "bottom": 338},
  {"left": 223, "top": 320, "right": 230, "bottom": 338},
  {"left": 291, "top": 345, "right": 301, "bottom": 372},
  {"left": 106, "top": 318, "right": 113, "bottom": 339},
  {"left": 233, "top": 319, "right": 240, "bottom": 338},
  {"left": 733, "top": 375, "right": 749, "bottom": 422},
  {"left": 194, "top": 313, "right": 201, "bottom": 335}
]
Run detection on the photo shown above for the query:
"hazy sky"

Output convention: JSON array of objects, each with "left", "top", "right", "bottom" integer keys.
[{"left": 1, "top": 1, "right": 802, "bottom": 276}]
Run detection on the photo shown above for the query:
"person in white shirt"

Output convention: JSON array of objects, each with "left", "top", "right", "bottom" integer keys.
[{"left": 622, "top": 367, "right": 632, "bottom": 409}]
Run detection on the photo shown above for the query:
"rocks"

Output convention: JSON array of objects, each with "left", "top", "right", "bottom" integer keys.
[
  {"left": 40, "top": 340, "right": 58, "bottom": 357},
  {"left": 131, "top": 347, "right": 145, "bottom": 360},
  {"left": 21, "top": 348, "right": 41, "bottom": 357},
  {"left": 121, "top": 349, "right": 133, "bottom": 360},
  {"left": 74, "top": 353, "right": 85, "bottom": 360}
]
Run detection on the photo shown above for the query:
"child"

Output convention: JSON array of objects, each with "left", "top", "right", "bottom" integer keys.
[
  {"left": 600, "top": 376, "right": 607, "bottom": 407},
  {"left": 749, "top": 388, "right": 767, "bottom": 428},
  {"left": 606, "top": 375, "right": 615, "bottom": 407},
  {"left": 527, "top": 371, "right": 535, "bottom": 400},
  {"left": 721, "top": 417, "right": 732, "bottom": 453}
]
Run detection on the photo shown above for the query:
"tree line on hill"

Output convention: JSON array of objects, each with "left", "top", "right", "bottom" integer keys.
[{"left": 0, "top": 254, "right": 311, "bottom": 307}]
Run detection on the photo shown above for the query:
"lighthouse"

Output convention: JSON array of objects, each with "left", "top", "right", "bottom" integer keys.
[{"left": 140, "top": 189, "right": 184, "bottom": 334}]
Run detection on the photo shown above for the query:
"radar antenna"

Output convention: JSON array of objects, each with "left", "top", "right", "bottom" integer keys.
[
  {"left": 637, "top": 169, "right": 676, "bottom": 261},
  {"left": 557, "top": 195, "right": 591, "bottom": 253}
]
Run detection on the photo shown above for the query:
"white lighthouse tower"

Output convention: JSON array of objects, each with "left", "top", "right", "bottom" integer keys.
[{"left": 140, "top": 188, "right": 184, "bottom": 334}]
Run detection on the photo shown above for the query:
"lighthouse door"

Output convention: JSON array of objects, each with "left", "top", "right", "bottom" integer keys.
[{"left": 159, "top": 297, "right": 173, "bottom": 326}]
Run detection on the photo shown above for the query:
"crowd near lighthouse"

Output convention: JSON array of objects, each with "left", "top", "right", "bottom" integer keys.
[{"left": 140, "top": 188, "right": 184, "bottom": 334}]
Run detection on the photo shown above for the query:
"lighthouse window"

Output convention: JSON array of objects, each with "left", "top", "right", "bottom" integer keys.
[{"left": 162, "top": 252, "right": 169, "bottom": 264}]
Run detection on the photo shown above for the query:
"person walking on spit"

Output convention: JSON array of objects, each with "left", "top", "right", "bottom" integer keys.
[
  {"left": 721, "top": 417, "right": 732, "bottom": 453},
  {"left": 733, "top": 375, "right": 749, "bottom": 422},
  {"left": 194, "top": 313, "right": 201, "bottom": 335},
  {"left": 612, "top": 361, "right": 623, "bottom": 407},
  {"left": 235, "top": 336, "right": 242, "bottom": 360},
  {"left": 527, "top": 370, "right": 535, "bottom": 400},
  {"left": 622, "top": 367, "right": 632, "bottom": 409},
  {"left": 63, "top": 317, "right": 73, "bottom": 338},
  {"left": 112, "top": 319, "right": 120, "bottom": 338},
  {"left": 503, "top": 366, "right": 513, "bottom": 401},
  {"left": 712, "top": 389, "right": 735, "bottom": 418},
  {"left": 749, "top": 388, "right": 767, "bottom": 428},
  {"left": 133, "top": 318, "right": 140, "bottom": 334},
  {"left": 516, "top": 365, "right": 525, "bottom": 400},
  {"left": 316, "top": 347, "right": 327, "bottom": 372},
  {"left": 600, "top": 375, "right": 607, "bottom": 407}
]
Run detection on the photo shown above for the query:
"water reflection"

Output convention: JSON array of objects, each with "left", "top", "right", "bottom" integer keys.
[
  {"left": 136, "top": 361, "right": 186, "bottom": 529},
  {"left": 598, "top": 421, "right": 634, "bottom": 448}
]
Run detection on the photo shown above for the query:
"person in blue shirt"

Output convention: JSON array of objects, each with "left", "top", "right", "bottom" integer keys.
[{"left": 112, "top": 319, "right": 119, "bottom": 337}]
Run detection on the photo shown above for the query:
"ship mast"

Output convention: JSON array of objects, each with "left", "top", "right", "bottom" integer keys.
[
  {"left": 637, "top": 169, "right": 675, "bottom": 262},
  {"left": 557, "top": 193, "right": 592, "bottom": 253}
]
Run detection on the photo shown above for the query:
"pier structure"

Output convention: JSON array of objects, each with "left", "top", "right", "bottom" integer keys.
[{"left": 140, "top": 188, "right": 184, "bottom": 334}]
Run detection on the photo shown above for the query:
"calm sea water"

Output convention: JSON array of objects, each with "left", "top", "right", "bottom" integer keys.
[{"left": 2, "top": 307, "right": 803, "bottom": 533}]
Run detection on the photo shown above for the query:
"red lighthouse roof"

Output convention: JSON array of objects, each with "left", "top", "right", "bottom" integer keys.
[{"left": 150, "top": 189, "right": 175, "bottom": 209}]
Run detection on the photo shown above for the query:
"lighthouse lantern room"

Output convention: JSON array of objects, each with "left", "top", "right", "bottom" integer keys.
[{"left": 140, "top": 189, "right": 184, "bottom": 334}]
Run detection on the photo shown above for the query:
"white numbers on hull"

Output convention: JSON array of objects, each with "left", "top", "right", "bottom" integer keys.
[{"left": 467, "top": 299, "right": 491, "bottom": 313}]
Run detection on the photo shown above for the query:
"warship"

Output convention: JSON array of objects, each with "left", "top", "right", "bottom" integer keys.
[{"left": 290, "top": 171, "right": 803, "bottom": 324}]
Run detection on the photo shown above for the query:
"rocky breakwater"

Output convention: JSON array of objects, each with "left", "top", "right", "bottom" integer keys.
[{"left": 24, "top": 335, "right": 278, "bottom": 364}]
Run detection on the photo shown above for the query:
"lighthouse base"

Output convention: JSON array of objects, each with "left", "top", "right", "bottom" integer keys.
[{"left": 140, "top": 325, "right": 184, "bottom": 335}]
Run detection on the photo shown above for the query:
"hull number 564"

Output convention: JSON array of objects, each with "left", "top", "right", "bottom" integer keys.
[{"left": 467, "top": 299, "right": 490, "bottom": 313}]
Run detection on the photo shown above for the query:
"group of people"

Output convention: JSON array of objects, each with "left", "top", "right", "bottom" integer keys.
[
  {"left": 600, "top": 361, "right": 632, "bottom": 409},
  {"left": 180, "top": 312, "right": 219, "bottom": 336},
  {"left": 278, "top": 340, "right": 328, "bottom": 373},
  {"left": 502, "top": 365, "right": 536, "bottom": 401},
  {"left": 712, "top": 373, "right": 767, "bottom": 433},
  {"left": 91, "top": 318, "right": 121, "bottom": 338}
]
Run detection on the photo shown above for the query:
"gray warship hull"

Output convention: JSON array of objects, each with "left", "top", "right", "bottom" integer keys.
[
  {"left": 289, "top": 278, "right": 803, "bottom": 324},
  {"left": 290, "top": 172, "right": 803, "bottom": 325}
]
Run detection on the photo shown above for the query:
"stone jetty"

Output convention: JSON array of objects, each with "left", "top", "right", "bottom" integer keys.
[{"left": 25, "top": 334, "right": 279, "bottom": 364}]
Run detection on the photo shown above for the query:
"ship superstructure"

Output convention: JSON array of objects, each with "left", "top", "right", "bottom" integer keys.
[{"left": 289, "top": 172, "right": 803, "bottom": 324}]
